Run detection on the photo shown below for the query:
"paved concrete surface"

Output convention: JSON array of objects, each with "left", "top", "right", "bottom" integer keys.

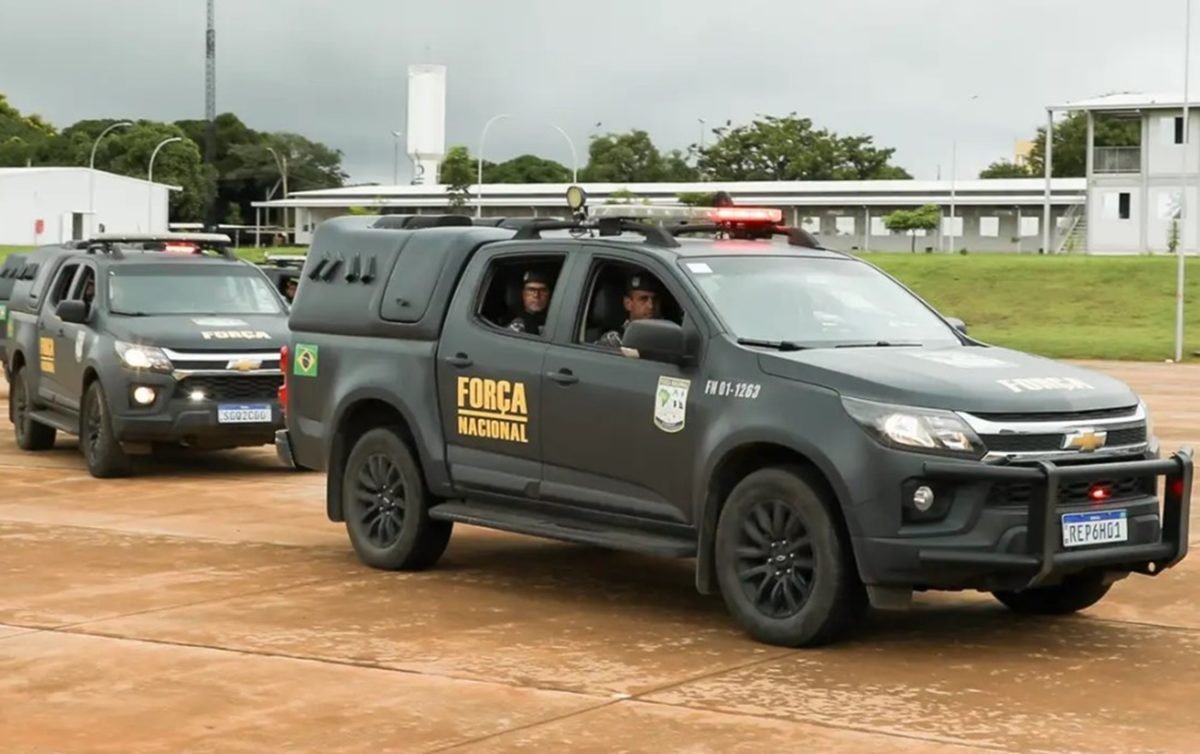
[{"left": 0, "top": 361, "right": 1198, "bottom": 753}]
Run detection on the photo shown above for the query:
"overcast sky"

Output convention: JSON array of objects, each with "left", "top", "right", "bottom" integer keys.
[{"left": 0, "top": 0, "right": 1193, "bottom": 185}]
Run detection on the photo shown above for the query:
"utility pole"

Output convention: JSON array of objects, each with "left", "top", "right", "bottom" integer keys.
[{"left": 205, "top": 0, "right": 218, "bottom": 229}]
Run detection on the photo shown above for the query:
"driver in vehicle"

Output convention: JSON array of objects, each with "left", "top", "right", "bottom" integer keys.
[{"left": 594, "top": 272, "right": 662, "bottom": 348}]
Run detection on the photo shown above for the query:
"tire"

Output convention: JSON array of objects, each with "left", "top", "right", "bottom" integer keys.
[
  {"left": 992, "top": 570, "right": 1113, "bottom": 615},
  {"left": 11, "top": 367, "right": 56, "bottom": 451},
  {"left": 80, "top": 380, "right": 132, "bottom": 478},
  {"left": 341, "top": 426, "right": 452, "bottom": 571},
  {"left": 715, "top": 466, "right": 864, "bottom": 647}
]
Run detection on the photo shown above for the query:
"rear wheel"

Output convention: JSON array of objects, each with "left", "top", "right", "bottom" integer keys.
[
  {"left": 341, "top": 427, "right": 452, "bottom": 571},
  {"left": 715, "top": 466, "right": 865, "bottom": 647},
  {"left": 11, "top": 367, "right": 56, "bottom": 451},
  {"left": 992, "top": 571, "right": 1113, "bottom": 615},
  {"left": 80, "top": 381, "right": 132, "bottom": 478}
]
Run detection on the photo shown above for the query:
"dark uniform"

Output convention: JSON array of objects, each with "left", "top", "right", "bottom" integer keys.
[
  {"left": 507, "top": 268, "right": 553, "bottom": 335},
  {"left": 594, "top": 273, "right": 661, "bottom": 348}
]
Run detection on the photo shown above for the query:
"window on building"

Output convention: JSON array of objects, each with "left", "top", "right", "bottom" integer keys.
[
  {"left": 979, "top": 217, "right": 1000, "bottom": 237},
  {"left": 941, "top": 216, "right": 964, "bottom": 236},
  {"left": 835, "top": 216, "right": 855, "bottom": 235},
  {"left": 870, "top": 217, "right": 889, "bottom": 236},
  {"left": 1119, "top": 192, "right": 1131, "bottom": 220},
  {"left": 1176, "top": 116, "right": 1186, "bottom": 145},
  {"left": 1020, "top": 216, "right": 1040, "bottom": 237},
  {"left": 801, "top": 217, "right": 821, "bottom": 234}
]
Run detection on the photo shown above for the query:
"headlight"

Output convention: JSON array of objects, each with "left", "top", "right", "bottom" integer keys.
[
  {"left": 1139, "top": 398, "right": 1158, "bottom": 449},
  {"left": 114, "top": 340, "right": 173, "bottom": 372},
  {"left": 841, "top": 396, "right": 985, "bottom": 459}
]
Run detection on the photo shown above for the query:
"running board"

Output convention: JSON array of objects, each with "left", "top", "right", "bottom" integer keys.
[
  {"left": 29, "top": 408, "right": 78, "bottom": 434},
  {"left": 429, "top": 501, "right": 697, "bottom": 557}
]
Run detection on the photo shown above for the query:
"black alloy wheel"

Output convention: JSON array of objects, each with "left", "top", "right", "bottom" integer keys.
[
  {"left": 735, "top": 499, "right": 816, "bottom": 619},
  {"left": 354, "top": 452, "right": 409, "bottom": 549},
  {"left": 341, "top": 427, "right": 453, "bottom": 571}
]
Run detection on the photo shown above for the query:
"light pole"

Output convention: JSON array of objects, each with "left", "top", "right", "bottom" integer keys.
[
  {"left": 698, "top": 118, "right": 707, "bottom": 181},
  {"left": 391, "top": 130, "right": 403, "bottom": 184},
  {"left": 1177, "top": 0, "right": 1192, "bottom": 363},
  {"left": 266, "top": 146, "right": 289, "bottom": 242},
  {"left": 476, "top": 113, "right": 512, "bottom": 217},
  {"left": 89, "top": 121, "right": 132, "bottom": 236},
  {"left": 948, "top": 95, "right": 979, "bottom": 253},
  {"left": 549, "top": 123, "right": 578, "bottom": 183},
  {"left": 147, "top": 136, "right": 182, "bottom": 231}
]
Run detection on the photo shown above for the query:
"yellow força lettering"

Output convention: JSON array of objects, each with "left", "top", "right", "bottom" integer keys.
[
  {"left": 509, "top": 382, "right": 527, "bottom": 415},
  {"left": 496, "top": 380, "right": 511, "bottom": 414},
  {"left": 468, "top": 377, "right": 484, "bottom": 408},
  {"left": 483, "top": 379, "right": 497, "bottom": 411},
  {"left": 457, "top": 376, "right": 469, "bottom": 408}
]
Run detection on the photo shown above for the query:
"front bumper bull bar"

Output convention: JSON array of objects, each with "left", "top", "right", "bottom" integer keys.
[{"left": 919, "top": 447, "right": 1193, "bottom": 589}]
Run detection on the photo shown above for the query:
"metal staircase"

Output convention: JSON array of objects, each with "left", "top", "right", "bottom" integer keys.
[{"left": 1053, "top": 202, "right": 1087, "bottom": 253}]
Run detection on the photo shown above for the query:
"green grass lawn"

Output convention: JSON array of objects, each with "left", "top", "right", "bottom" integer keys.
[
  {"left": 860, "top": 253, "right": 1200, "bottom": 362},
  {"left": 4, "top": 243, "right": 1199, "bottom": 361}
]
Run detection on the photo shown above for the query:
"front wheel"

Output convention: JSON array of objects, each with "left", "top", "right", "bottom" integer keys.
[
  {"left": 714, "top": 466, "right": 865, "bottom": 647},
  {"left": 992, "top": 571, "right": 1113, "bottom": 615},
  {"left": 341, "top": 427, "right": 452, "bottom": 571},
  {"left": 80, "top": 380, "right": 132, "bottom": 478}
]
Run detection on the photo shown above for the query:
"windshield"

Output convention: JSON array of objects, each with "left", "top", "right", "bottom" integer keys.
[
  {"left": 107, "top": 267, "right": 283, "bottom": 316},
  {"left": 681, "top": 255, "right": 960, "bottom": 347}
]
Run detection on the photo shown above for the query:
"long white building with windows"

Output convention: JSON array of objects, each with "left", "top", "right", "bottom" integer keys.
[{"left": 253, "top": 178, "right": 1088, "bottom": 254}]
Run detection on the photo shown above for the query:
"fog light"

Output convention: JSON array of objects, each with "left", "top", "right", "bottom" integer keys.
[
  {"left": 189, "top": 389, "right": 206, "bottom": 402},
  {"left": 133, "top": 387, "right": 157, "bottom": 405},
  {"left": 912, "top": 485, "right": 935, "bottom": 512}
]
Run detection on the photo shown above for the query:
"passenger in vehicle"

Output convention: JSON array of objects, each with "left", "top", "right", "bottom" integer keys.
[
  {"left": 594, "top": 272, "right": 662, "bottom": 348},
  {"left": 506, "top": 268, "right": 553, "bottom": 335},
  {"left": 284, "top": 277, "right": 298, "bottom": 302}
]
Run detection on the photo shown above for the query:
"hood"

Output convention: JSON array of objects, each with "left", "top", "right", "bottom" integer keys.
[
  {"left": 758, "top": 344, "right": 1139, "bottom": 414},
  {"left": 106, "top": 314, "right": 289, "bottom": 352}
]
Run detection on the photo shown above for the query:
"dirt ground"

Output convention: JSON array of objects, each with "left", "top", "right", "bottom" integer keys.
[{"left": 1, "top": 361, "right": 1198, "bottom": 753}]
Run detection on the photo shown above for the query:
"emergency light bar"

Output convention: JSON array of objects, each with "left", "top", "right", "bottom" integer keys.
[{"left": 589, "top": 204, "right": 784, "bottom": 224}]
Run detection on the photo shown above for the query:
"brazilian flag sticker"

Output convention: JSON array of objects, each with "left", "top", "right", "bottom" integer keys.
[{"left": 294, "top": 343, "right": 318, "bottom": 377}]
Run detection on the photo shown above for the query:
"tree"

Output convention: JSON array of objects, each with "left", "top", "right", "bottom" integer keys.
[
  {"left": 883, "top": 204, "right": 941, "bottom": 252},
  {"left": 441, "top": 145, "right": 475, "bottom": 211},
  {"left": 580, "top": 129, "right": 697, "bottom": 182},
  {"left": 979, "top": 160, "right": 1032, "bottom": 178},
  {"left": 1022, "top": 110, "right": 1140, "bottom": 177},
  {"left": 696, "top": 113, "right": 912, "bottom": 181},
  {"left": 483, "top": 154, "right": 571, "bottom": 183},
  {"left": 0, "top": 93, "right": 56, "bottom": 166}
]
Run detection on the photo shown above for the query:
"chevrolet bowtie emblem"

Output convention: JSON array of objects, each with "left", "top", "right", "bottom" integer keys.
[
  {"left": 227, "top": 358, "right": 262, "bottom": 372},
  {"left": 1063, "top": 428, "right": 1107, "bottom": 452}
]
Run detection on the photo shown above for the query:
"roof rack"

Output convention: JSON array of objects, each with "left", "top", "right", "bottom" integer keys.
[
  {"left": 260, "top": 253, "right": 307, "bottom": 268},
  {"left": 667, "top": 222, "right": 825, "bottom": 250},
  {"left": 509, "top": 217, "right": 681, "bottom": 248}
]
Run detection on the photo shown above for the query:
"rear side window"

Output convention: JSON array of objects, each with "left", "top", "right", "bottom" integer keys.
[
  {"left": 47, "top": 263, "right": 80, "bottom": 307},
  {"left": 379, "top": 239, "right": 452, "bottom": 323}
]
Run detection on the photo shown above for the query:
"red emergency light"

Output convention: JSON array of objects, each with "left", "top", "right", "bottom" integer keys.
[
  {"left": 278, "top": 344, "right": 289, "bottom": 414},
  {"left": 711, "top": 206, "right": 783, "bottom": 224},
  {"left": 1088, "top": 485, "right": 1111, "bottom": 502},
  {"left": 164, "top": 242, "right": 198, "bottom": 254}
]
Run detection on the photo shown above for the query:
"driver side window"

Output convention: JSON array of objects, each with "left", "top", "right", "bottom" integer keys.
[
  {"left": 574, "top": 260, "right": 684, "bottom": 349},
  {"left": 46, "top": 263, "right": 80, "bottom": 309}
]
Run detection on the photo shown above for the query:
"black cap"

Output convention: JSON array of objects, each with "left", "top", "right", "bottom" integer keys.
[
  {"left": 522, "top": 269, "right": 553, "bottom": 287},
  {"left": 626, "top": 273, "right": 661, "bottom": 295}
]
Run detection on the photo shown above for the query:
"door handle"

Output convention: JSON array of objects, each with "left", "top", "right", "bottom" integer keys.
[
  {"left": 546, "top": 368, "right": 578, "bottom": 385},
  {"left": 445, "top": 353, "right": 472, "bottom": 368}
]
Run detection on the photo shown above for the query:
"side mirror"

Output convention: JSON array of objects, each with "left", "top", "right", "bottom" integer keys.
[
  {"left": 56, "top": 299, "right": 89, "bottom": 324},
  {"left": 622, "top": 319, "right": 687, "bottom": 364},
  {"left": 946, "top": 317, "right": 968, "bottom": 335}
]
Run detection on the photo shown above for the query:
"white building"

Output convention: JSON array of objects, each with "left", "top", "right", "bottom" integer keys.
[
  {"left": 253, "top": 178, "right": 1088, "bottom": 254},
  {"left": 1046, "top": 92, "right": 1200, "bottom": 254},
  {"left": 0, "top": 167, "right": 178, "bottom": 246}
]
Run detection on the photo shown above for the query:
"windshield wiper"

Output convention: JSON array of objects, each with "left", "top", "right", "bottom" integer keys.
[
  {"left": 737, "top": 338, "right": 809, "bottom": 351},
  {"left": 834, "top": 341, "right": 923, "bottom": 348}
]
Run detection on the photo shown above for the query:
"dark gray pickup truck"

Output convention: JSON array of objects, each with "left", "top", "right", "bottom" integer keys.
[
  {"left": 5, "top": 234, "right": 291, "bottom": 477},
  {"left": 275, "top": 194, "right": 1192, "bottom": 647}
]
